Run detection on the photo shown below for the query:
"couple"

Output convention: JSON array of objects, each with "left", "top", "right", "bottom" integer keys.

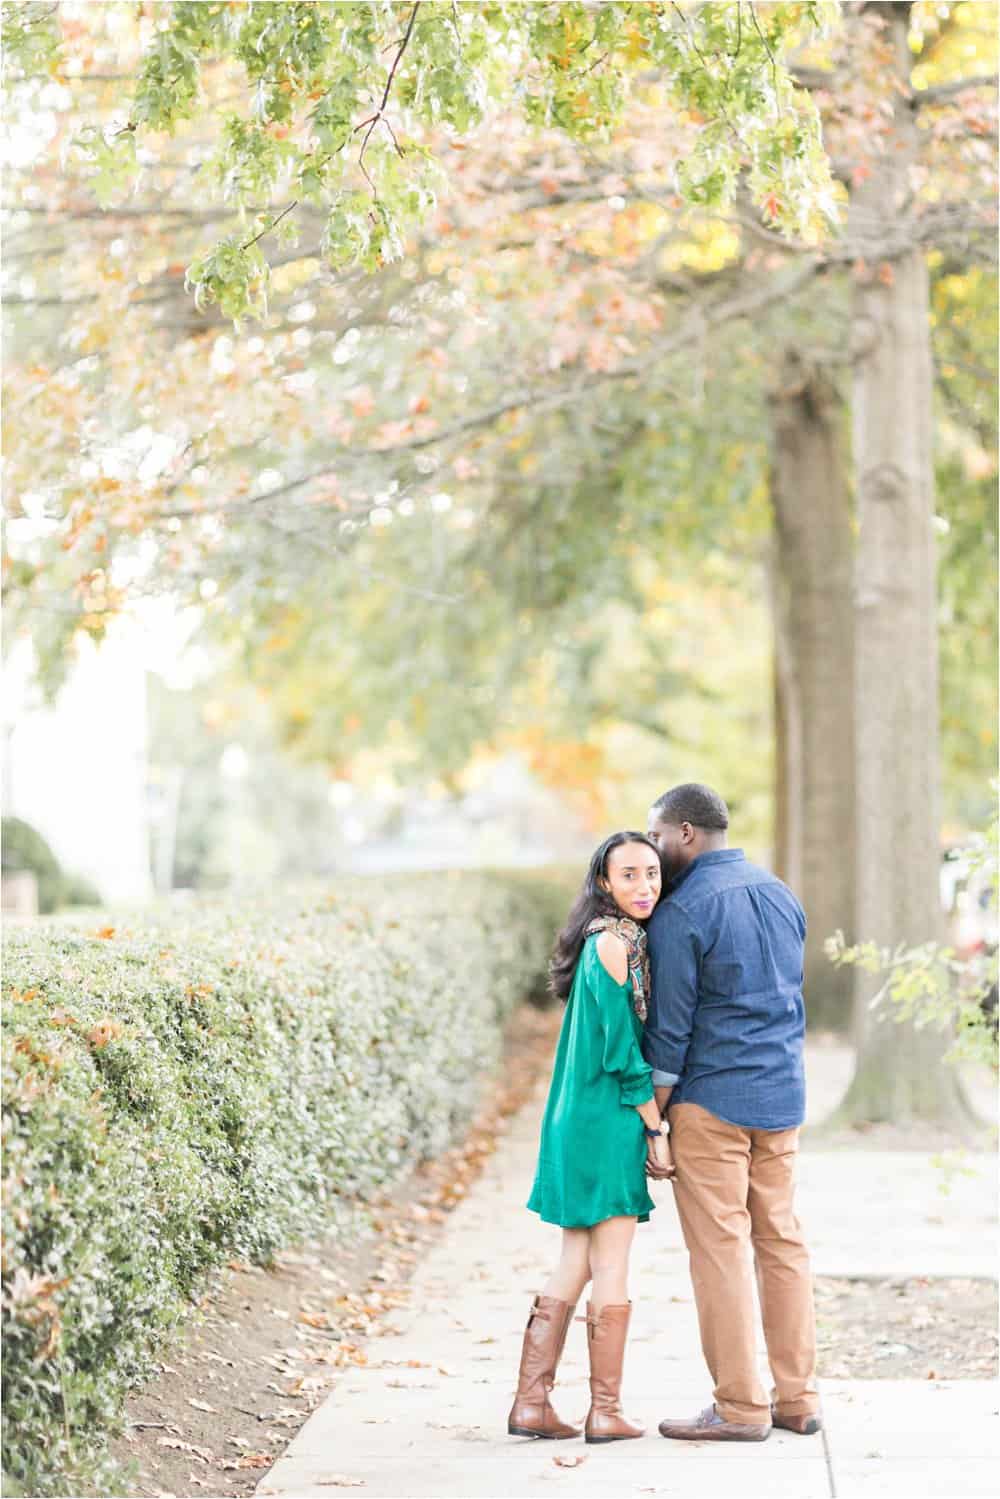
[{"left": 508, "top": 782, "right": 820, "bottom": 1446}]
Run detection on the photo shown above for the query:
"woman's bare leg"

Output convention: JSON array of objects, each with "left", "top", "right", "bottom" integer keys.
[
  {"left": 589, "top": 1216, "right": 637, "bottom": 1312},
  {"left": 541, "top": 1227, "right": 592, "bottom": 1304}
]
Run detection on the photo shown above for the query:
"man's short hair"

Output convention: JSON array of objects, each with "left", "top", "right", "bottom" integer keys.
[{"left": 650, "top": 783, "right": 729, "bottom": 831}]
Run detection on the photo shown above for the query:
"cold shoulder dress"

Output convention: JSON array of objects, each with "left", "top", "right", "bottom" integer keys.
[{"left": 527, "top": 933, "right": 656, "bottom": 1228}]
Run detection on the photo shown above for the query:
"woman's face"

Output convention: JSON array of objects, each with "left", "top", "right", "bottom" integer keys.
[{"left": 600, "top": 841, "right": 662, "bottom": 921}]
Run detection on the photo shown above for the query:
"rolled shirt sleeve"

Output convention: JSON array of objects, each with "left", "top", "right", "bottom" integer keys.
[
  {"left": 587, "top": 946, "right": 654, "bottom": 1107},
  {"left": 643, "top": 900, "right": 701, "bottom": 1080}
]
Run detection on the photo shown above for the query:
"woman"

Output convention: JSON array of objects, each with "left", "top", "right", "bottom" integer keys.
[{"left": 507, "top": 832, "right": 673, "bottom": 1445}]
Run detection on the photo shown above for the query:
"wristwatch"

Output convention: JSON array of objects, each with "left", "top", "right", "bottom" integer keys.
[{"left": 643, "top": 1125, "right": 665, "bottom": 1139}]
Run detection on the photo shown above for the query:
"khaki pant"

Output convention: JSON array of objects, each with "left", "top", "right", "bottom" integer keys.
[{"left": 669, "top": 1100, "right": 819, "bottom": 1426}]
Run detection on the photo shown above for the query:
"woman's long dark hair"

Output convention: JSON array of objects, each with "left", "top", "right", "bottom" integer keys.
[{"left": 549, "top": 830, "right": 662, "bottom": 1002}]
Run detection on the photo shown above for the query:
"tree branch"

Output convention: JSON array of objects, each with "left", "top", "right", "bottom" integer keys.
[
  {"left": 157, "top": 257, "right": 826, "bottom": 524},
  {"left": 241, "top": 198, "right": 298, "bottom": 252},
  {"left": 912, "top": 74, "right": 998, "bottom": 108},
  {"left": 747, "top": 3, "right": 780, "bottom": 105},
  {"left": 788, "top": 65, "right": 836, "bottom": 93},
  {"left": 358, "top": 1, "right": 420, "bottom": 194}
]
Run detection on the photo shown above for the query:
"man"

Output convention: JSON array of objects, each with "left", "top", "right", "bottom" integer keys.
[{"left": 642, "top": 782, "right": 820, "bottom": 1443}]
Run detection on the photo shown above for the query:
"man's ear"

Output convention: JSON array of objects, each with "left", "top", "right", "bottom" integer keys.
[{"left": 680, "top": 821, "right": 696, "bottom": 846}]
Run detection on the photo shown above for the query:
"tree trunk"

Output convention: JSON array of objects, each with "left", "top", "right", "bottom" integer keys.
[
  {"left": 771, "top": 625, "right": 800, "bottom": 891},
  {"left": 834, "top": 1, "right": 970, "bottom": 1125},
  {"left": 769, "top": 353, "right": 856, "bottom": 1032}
]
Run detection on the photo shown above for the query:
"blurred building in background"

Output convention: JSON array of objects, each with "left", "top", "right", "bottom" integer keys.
[
  {"left": 336, "top": 756, "right": 590, "bottom": 873},
  {"left": 2, "top": 621, "right": 593, "bottom": 912},
  {"left": 2, "top": 630, "right": 153, "bottom": 905}
]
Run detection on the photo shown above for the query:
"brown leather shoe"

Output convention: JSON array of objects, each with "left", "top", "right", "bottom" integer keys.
[
  {"left": 658, "top": 1404, "right": 771, "bottom": 1442},
  {"left": 772, "top": 1408, "right": 822, "bottom": 1435},
  {"left": 584, "top": 1302, "right": 644, "bottom": 1444},
  {"left": 507, "top": 1295, "right": 581, "bottom": 1439}
]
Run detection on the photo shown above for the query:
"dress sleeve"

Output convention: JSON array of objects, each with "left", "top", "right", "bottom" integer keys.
[{"left": 585, "top": 941, "right": 654, "bottom": 1108}]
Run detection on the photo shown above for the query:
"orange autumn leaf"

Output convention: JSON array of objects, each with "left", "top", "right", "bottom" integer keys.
[
  {"left": 299, "top": 1312, "right": 329, "bottom": 1328},
  {"left": 85, "top": 1019, "right": 124, "bottom": 1050}
]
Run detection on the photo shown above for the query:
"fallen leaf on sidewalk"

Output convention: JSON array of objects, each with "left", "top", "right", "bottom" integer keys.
[
  {"left": 268, "top": 1410, "right": 303, "bottom": 1427},
  {"left": 156, "top": 1438, "right": 213, "bottom": 1463},
  {"left": 220, "top": 1453, "right": 272, "bottom": 1470},
  {"left": 552, "top": 1455, "right": 588, "bottom": 1468}
]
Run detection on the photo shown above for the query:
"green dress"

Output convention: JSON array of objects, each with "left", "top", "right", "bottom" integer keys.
[{"left": 527, "top": 933, "right": 656, "bottom": 1228}]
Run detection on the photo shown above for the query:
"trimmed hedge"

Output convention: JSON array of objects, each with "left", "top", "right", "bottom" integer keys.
[{"left": 2, "top": 873, "right": 566, "bottom": 1496}]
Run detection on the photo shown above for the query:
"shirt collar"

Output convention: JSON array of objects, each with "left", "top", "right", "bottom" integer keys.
[{"left": 668, "top": 847, "right": 744, "bottom": 893}]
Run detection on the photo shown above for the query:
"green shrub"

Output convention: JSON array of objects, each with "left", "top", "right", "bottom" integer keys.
[
  {"left": 2, "top": 872, "right": 566, "bottom": 1496},
  {"left": 1, "top": 818, "right": 101, "bottom": 914},
  {"left": 826, "top": 803, "right": 999, "bottom": 1071}
]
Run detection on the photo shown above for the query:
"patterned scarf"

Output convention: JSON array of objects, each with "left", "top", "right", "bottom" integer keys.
[{"left": 585, "top": 914, "right": 649, "bottom": 1023}]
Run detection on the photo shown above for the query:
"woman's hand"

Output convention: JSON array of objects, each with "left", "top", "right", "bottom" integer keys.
[{"left": 646, "top": 1132, "right": 676, "bottom": 1181}]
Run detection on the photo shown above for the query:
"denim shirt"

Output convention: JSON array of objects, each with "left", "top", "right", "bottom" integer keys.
[{"left": 642, "top": 849, "right": 807, "bottom": 1131}]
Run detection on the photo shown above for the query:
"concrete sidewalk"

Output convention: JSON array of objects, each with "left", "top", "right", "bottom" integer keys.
[{"left": 259, "top": 1074, "right": 998, "bottom": 1499}]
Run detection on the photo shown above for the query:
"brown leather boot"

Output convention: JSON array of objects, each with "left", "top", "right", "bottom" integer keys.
[
  {"left": 507, "top": 1295, "right": 581, "bottom": 1439},
  {"left": 584, "top": 1302, "right": 644, "bottom": 1444}
]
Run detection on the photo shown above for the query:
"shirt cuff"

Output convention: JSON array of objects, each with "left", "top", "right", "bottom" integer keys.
[{"left": 651, "top": 1069, "right": 680, "bottom": 1086}]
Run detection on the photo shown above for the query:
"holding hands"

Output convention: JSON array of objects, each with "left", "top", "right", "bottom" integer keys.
[
  {"left": 645, "top": 1128, "right": 676, "bottom": 1182},
  {"left": 644, "top": 1085, "right": 676, "bottom": 1181}
]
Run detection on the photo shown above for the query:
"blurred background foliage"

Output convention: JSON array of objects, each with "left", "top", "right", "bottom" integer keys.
[{"left": 1, "top": 0, "right": 995, "bottom": 895}]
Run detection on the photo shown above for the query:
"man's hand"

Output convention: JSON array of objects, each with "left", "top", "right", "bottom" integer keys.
[{"left": 646, "top": 1132, "right": 676, "bottom": 1181}]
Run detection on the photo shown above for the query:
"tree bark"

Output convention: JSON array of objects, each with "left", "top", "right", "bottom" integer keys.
[
  {"left": 834, "top": 1, "right": 971, "bottom": 1124},
  {"left": 769, "top": 353, "right": 856, "bottom": 1032},
  {"left": 771, "top": 624, "right": 800, "bottom": 891}
]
